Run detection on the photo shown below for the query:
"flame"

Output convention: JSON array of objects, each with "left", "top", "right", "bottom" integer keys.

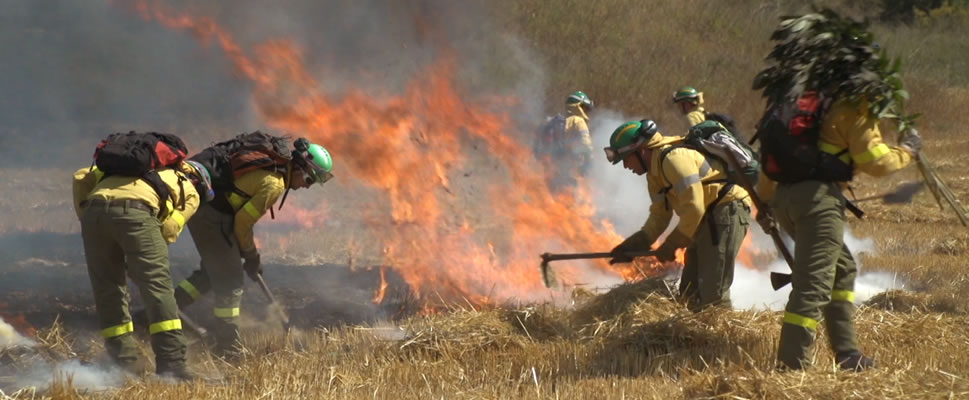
[
  {"left": 372, "top": 266, "right": 389, "bottom": 304},
  {"left": 131, "top": 2, "right": 671, "bottom": 306}
]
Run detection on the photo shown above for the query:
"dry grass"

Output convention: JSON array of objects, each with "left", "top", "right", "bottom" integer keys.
[{"left": 3, "top": 0, "right": 969, "bottom": 399}]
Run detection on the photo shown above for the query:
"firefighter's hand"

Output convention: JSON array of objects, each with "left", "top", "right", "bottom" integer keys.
[
  {"left": 756, "top": 211, "right": 775, "bottom": 233},
  {"left": 899, "top": 128, "right": 922, "bottom": 155},
  {"left": 242, "top": 250, "right": 262, "bottom": 280},
  {"left": 655, "top": 230, "right": 692, "bottom": 263},
  {"left": 609, "top": 231, "right": 652, "bottom": 264}
]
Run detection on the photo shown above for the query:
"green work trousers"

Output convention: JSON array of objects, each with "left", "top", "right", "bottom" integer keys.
[
  {"left": 679, "top": 199, "right": 751, "bottom": 311},
  {"left": 80, "top": 202, "right": 186, "bottom": 372},
  {"left": 772, "top": 180, "right": 859, "bottom": 369},
  {"left": 174, "top": 204, "right": 244, "bottom": 355}
]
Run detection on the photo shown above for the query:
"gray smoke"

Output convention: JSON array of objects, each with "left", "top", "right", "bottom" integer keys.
[{"left": 0, "top": 0, "right": 547, "bottom": 167}]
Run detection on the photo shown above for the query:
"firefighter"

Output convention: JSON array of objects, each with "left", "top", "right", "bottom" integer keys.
[
  {"left": 604, "top": 119, "right": 752, "bottom": 310},
  {"left": 73, "top": 161, "right": 208, "bottom": 380},
  {"left": 172, "top": 138, "right": 333, "bottom": 358},
  {"left": 753, "top": 10, "right": 923, "bottom": 371},
  {"left": 564, "top": 90, "right": 595, "bottom": 173},
  {"left": 672, "top": 86, "right": 707, "bottom": 128}
]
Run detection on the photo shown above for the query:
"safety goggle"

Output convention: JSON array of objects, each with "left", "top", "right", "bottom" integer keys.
[
  {"left": 301, "top": 164, "right": 334, "bottom": 186},
  {"left": 603, "top": 138, "right": 646, "bottom": 164}
]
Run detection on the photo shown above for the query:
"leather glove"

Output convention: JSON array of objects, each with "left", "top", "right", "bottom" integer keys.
[
  {"left": 241, "top": 249, "right": 262, "bottom": 280},
  {"left": 609, "top": 230, "right": 653, "bottom": 264},
  {"left": 655, "top": 230, "right": 692, "bottom": 262},
  {"left": 899, "top": 128, "right": 922, "bottom": 155}
]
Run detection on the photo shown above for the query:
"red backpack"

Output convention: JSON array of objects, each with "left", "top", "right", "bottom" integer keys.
[
  {"left": 92, "top": 131, "right": 189, "bottom": 218},
  {"left": 754, "top": 91, "right": 853, "bottom": 183}
]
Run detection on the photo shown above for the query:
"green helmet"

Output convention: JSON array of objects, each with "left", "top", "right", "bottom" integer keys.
[
  {"left": 672, "top": 86, "right": 700, "bottom": 103},
  {"left": 294, "top": 138, "right": 334, "bottom": 185},
  {"left": 566, "top": 91, "right": 594, "bottom": 109},
  {"left": 604, "top": 119, "right": 657, "bottom": 164}
]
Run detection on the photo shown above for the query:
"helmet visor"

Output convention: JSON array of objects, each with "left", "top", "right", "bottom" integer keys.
[
  {"left": 301, "top": 161, "right": 334, "bottom": 186},
  {"left": 604, "top": 138, "right": 646, "bottom": 164}
]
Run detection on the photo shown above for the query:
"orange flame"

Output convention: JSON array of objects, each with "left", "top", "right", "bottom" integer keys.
[
  {"left": 131, "top": 2, "right": 689, "bottom": 305},
  {"left": 372, "top": 266, "right": 389, "bottom": 304}
]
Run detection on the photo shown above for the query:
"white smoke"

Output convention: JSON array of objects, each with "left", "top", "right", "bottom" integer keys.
[
  {"left": 1, "top": 317, "right": 127, "bottom": 392},
  {"left": 0, "top": 317, "right": 34, "bottom": 349},
  {"left": 582, "top": 114, "right": 902, "bottom": 309},
  {"left": 731, "top": 228, "right": 905, "bottom": 310}
]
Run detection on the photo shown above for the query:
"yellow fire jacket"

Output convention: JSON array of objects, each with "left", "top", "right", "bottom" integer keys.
[
  {"left": 221, "top": 169, "right": 286, "bottom": 255},
  {"left": 641, "top": 142, "right": 751, "bottom": 242},
  {"left": 757, "top": 99, "right": 914, "bottom": 201},
  {"left": 685, "top": 105, "right": 706, "bottom": 128},
  {"left": 564, "top": 103, "right": 594, "bottom": 156},
  {"left": 73, "top": 166, "right": 200, "bottom": 244}
]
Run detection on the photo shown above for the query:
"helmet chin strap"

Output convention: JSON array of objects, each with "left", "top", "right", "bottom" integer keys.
[{"left": 635, "top": 148, "right": 649, "bottom": 172}]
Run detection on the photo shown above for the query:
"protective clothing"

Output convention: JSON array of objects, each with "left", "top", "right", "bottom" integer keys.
[
  {"left": 73, "top": 166, "right": 199, "bottom": 375},
  {"left": 73, "top": 166, "right": 198, "bottom": 244},
  {"left": 565, "top": 102, "right": 594, "bottom": 160},
  {"left": 566, "top": 91, "right": 594, "bottom": 109},
  {"left": 173, "top": 168, "right": 285, "bottom": 356},
  {"left": 609, "top": 230, "right": 653, "bottom": 264},
  {"left": 769, "top": 100, "right": 912, "bottom": 370},
  {"left": 605, "top": 120, "right": 659, "bottom": 164},
  {"left": 294, "top": 140, "right": 334, "bottom": 185},
  {"left": 611, "top": 126, "right": 752, "bottom": 310},
  {"left": 673, "top": 86, "right": 707, "bottom": 127},
  {"left": 643, "top": 134, "right": 750, "bottom": 308},
  {"left": 672, "top": 86, "right": 702, "bottom": 104}
]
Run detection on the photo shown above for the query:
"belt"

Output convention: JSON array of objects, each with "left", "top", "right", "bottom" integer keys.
[{"left": 81, "top": 199, "right": 157, "bottom": 215}]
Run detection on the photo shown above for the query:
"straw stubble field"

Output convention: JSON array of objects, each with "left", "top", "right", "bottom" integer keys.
[{"left": 3, "top": 0, "right": 969, "bottom": 399}]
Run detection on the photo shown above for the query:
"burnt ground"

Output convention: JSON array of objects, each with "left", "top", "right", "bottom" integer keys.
[{"left": 0, "top": 229, "right": 414, "bottom": 341}]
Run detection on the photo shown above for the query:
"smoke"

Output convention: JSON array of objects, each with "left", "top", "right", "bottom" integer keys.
[
  {"left": 731, "top": 228, "right": 906, "bottom": 310},
  {"left": 0, "top": 317, "right": 33, "bottom": 348},
  {"left": 1, "top": 317, "right": 126, "bottom": 392}
]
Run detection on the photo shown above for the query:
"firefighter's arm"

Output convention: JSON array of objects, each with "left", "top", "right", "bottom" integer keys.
[
  {"left": 72, "top": 167, "right": 101, "bottom": 219},
  {"left": 160, "top": 171, "right": 201, "bottom": 244},
  {"left": 663, "top": 150, "right": 706, "bottom": 238},
  {"left": 686, "top": 110, "right": 706, "bottom": 127},
  {"left": 640, "top": 178, "right": 673, "bottom": 242},
  {"left": 566, "top": 116, "right": 594, "bottom": 154},
  {"left": 234, "top": 175, "right": 286, "bottom": 255},
  {"left": 842, "top": 106, "right": 913, "bottom": 177}
]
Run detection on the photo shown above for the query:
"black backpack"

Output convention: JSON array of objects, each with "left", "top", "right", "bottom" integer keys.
[
  {"left": 190, "top": 131, "right": 293, "bottom": 215},
  {"left": 753, "top": 91, "right": 853, "bottom": 184},
  {"left": 660, "top": 120, "right": 760, "bottom": 188},
  {"left": 533, "top": 114, "right": 567, "bottom": 155},
  {"left": 92, "top": 131, "right": 189, "bottom": 218}
]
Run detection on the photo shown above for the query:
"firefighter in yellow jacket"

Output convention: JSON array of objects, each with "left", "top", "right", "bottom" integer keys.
[
  {"left": 753, "top": 10, "right": 923, "bottom": 371},
  {"left": 73, "top": 161, "right": 208, "bottom": 380},
  {"left": 172, "top": 138, "right": 333, "bottom": 358},
  {"left": 605, "top": 119, "right": 752, "bottom": 310}
]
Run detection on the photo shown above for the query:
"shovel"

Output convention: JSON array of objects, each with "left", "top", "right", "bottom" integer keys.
[
  {"left": 540, "top": 251, "right": 658, "bottom": 288},
  {"left": 854, "top": 181, "right": 924, "bottom": 204},
  {"left": 253, "top": 274, "right": 291, "bottom": 332}
]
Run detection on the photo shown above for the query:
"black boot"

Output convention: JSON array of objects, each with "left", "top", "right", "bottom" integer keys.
[
  {"left": 156, "top": 362, "right": 196, "bottom": 382},
  {"left": 836, "top": 351, "right": 875, "bottom": 371}
]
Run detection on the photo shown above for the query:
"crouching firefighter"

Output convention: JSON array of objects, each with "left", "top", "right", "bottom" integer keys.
[
  {"left": 752, "top": 10, "right": 922, "bottom": 371},
  {"left": 73, "top": 131, "right": 211, "bottom": 380},
  {"left": 604, "top": 120, "right": 752, "bottom": 311},
  {"left": 172, "top": 132, "right": 333, "bottom": 358}
]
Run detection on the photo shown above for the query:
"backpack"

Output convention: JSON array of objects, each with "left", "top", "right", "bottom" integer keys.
[
  {"left": 703, "top": 111, "right": 743, "bottom": 141},
  {"left": 753, "top": 91, "right": 853, "bottom": 183},
  {"left": 92, "top": 131, "right": 189, "bottom": 218},
  {"left": 534, "top": 114, "right": 567, "bottom": 155},
  {"left": 190, "top": 131, "right": 293, "bottom": 216},
  {"left": 660, "top": 120, "right": 760, "bottom": 188}
]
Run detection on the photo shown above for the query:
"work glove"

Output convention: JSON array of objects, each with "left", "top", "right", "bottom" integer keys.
[
  {"left": 241, "top": 249, "right": 262, "bottom": 281},
  {"left": 655, "top": 230, "right": 692, "bottom": 263},
  {"left": 899, "top": 128, "right": 922, "bottom": 155},
  {"left": 160, "top": 218, "right": 181, "bottom": 245},
  {"left": 609, "top": 230, "right": 653, "bottom": 264}
]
